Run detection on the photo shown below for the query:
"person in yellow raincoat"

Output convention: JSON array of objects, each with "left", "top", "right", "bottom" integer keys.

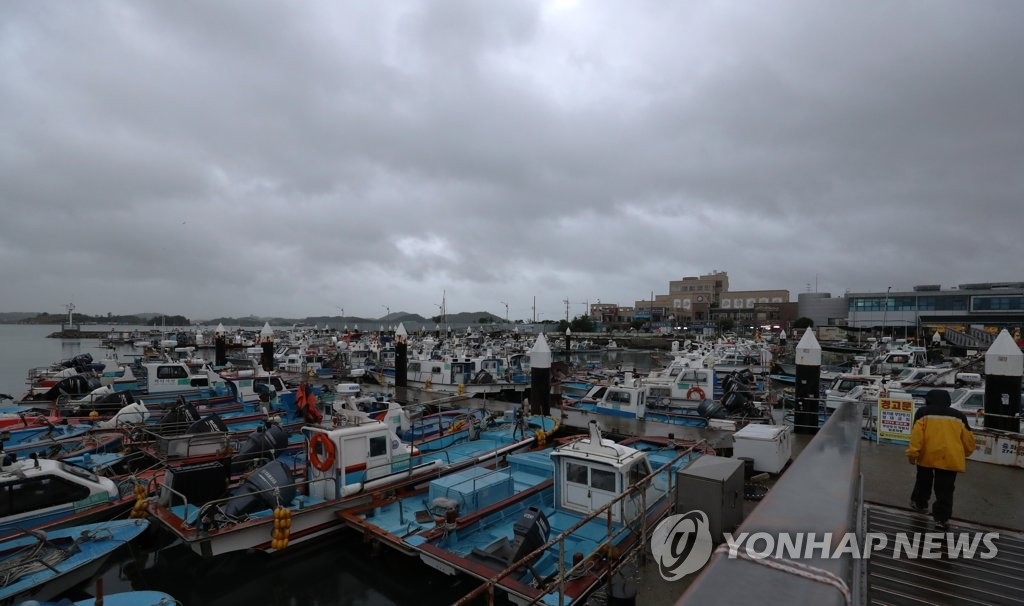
[{"left": 906, "top": 389, "right": 976, "bottom": 528}]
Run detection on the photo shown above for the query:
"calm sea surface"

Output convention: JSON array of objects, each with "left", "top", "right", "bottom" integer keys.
[{"left": 0, "top": 324, "right": 658, "bottom": 605}]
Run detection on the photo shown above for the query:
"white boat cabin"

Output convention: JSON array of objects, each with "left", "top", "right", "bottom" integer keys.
[
  {"left": 304, "top": 420, "right": 422, "bottom": 501},
  {"left": 140, "top": 361, "right": 223, "bottom": 395},
  {"left": 550, "top": 421, "right": 658, "bottom": 524},
  {"left": 0, "top": 457, "right": 119, "bottom": 534},
  {"left": 277, "top": 352, "right": 325, "bottom": 374},
  {"left": 643, "top": 355, "right": 715, "bottom": 405},
  {"left": 591, "top": 378, "right": 648, "bottom": 420}
]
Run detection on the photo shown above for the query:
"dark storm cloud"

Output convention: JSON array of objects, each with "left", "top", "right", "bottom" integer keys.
[{"left": 1, "top": 0, "right": 1022, "bottom": 320}]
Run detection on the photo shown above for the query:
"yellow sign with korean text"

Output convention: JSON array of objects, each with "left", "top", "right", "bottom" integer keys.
[{"left": 877, "top": 396, "right": 915, "bottom": 444}]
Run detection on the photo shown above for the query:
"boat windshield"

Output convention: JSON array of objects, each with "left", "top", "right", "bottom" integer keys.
[{"left": 59, "top": 461, "right": 100, "bottom": 483}]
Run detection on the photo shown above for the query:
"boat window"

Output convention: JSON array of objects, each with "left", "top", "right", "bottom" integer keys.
[
  {"left": 0, "top": 476, "right": 92, "bottom": 517},
  {"left": 566, "top": 462, "right": 588, "bottom": 485},
  {"left": 961, "top": 394, "right": 983, "bottom": 409},
  {"left": 628, "top": 459, "right": 652, "bottom": 486},
  {"left": 591, "top": 468, "right": 617, "bottom": 492},
  {"left": 409, "top": 362, "right": 421, "bottom": 372},
  {"left": 369, "top": 435, "right": 388, "bottom": 457},
  {"left": 648, "top": 387, "right": 671, "bottom": 399},
  {"left": 608, "top": 391, "right": 631, "bottom": 404},
  {"left": 432, "top": 366, "right": 442, "bottom": 374},
  {"left": 157, "top": 365, "right": 189, "bottom": 380}
]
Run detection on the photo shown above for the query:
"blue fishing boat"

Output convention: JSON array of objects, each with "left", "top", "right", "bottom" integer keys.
[
  {"left": 146, "top": 403, "right": 560, "bottom": 557},
  {"left": 403, "top": 421, "right": 700, "bottom": 606},
  {"left": 17, "top": 590, "right": 178, "bottom": 606},
  {"left": 0, "top": 519, "right": 150, "bottom": 606},
  {"left": 568, "top": 377, "right": 774, "bottom": 431},
  {"left": 345, "top": 421, "right": 703, "bottom": 606}
]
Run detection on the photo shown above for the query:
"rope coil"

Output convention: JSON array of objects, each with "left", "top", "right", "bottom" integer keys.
[{"left": 714, "top": 543, "right": 851, "bottom": 606}]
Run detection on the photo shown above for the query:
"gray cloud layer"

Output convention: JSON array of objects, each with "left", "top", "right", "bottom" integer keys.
[{"left": 2, "top": 1, "right": 1022, "bottom": 321}]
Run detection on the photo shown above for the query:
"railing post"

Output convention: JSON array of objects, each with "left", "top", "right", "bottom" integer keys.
[{"left": 558, "top": 536, "right": 566, "bottom": 606}]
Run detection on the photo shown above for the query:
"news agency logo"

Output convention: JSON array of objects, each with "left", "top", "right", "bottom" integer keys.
[
  {"left": 650, "top": 509, "right": 1001, "bottom": 582},
  {"left": 650, "top": 510, "right": 714, "bottom": 581},
  {"left": 720, "top": 530, "right": 1000, "bottom": 562}
]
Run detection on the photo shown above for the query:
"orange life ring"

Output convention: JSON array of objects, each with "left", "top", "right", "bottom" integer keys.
[
  {"left": 309, "top": 433, "right": 336, "bottom": 472},
  {"left": 686, "top": 386, "right": 706, "bottom": 401}
]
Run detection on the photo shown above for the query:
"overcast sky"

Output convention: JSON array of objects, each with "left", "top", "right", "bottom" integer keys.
[{"left": 2, "top": 1, "right": 1022, "bottom": 323}]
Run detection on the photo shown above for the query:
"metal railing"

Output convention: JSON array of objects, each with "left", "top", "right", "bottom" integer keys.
[
  {"left": 676, "top": 402, "right": 865, "bottom": 606},
  {"left": 451, "top": 442, "right": 703, "bottom": 606}
]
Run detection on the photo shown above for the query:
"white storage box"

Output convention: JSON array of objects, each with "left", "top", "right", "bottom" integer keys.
[{"left": 733, "top": 424, "right": 791, "bottom": 474}]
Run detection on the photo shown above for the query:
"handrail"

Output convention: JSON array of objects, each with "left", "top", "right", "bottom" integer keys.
[
  {"left": 451, "top": 442, "right": 701, "bottom": 606},
  {"left": 676, "top": 402, "right": 864, "bottom": 606}
]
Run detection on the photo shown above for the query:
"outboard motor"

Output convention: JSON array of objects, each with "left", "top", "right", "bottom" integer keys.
[
  {"left": 722, "top": 390, "right": 749, "bottom": 414},
  {"left": 37, "top": 375, "right": 100, "bottom": 401},
  {"left": 736, "top": 369, "right": 756, "bottom": 389},
  {"left": 697, "top": 400, "right": 728, "bottom": 420},
  {"left": 82, "top": 389, "right": 138, "bottom": 416},
  {"left": 471, "top": 370, "right": 494, "bottom": 385},
  {"left": 63, "top": 353, "right": 94, "bottom": 369},
  {"left": 186, "top": 412, "right": 228, "bottom": 434},
  {"left": 220, "top": 459, "right": 296, "bottom": 519},
  {"left": 508, "top": 506, "right": 551, "bottom": 568},
  {"left": 234, "top": 423, "right": 289, "bottom": 464},
  {"left": 720, "top": 373, "right": 737, "bottom": 395},
  {"left": 157, "top": 399, "right": 201, "bottom": 435}
]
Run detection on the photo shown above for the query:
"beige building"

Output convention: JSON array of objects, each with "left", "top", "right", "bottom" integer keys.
[{"left": 590, "top": 270, "right": 791, "bottom": 328}]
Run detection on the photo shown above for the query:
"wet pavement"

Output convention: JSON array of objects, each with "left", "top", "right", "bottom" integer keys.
[{"left": 632, "top": 432, "right": 1024, "bottom": 606}]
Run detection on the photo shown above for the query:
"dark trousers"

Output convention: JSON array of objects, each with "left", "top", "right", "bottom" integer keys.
[{"left": 911, "top": 466, "right": 958, "bottom": 522}]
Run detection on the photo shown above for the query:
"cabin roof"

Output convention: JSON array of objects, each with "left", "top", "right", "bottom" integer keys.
[{"left": 551, "top": 421, "right": 643, "bottom": 468}]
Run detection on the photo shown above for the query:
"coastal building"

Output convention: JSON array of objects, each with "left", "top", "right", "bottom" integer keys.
[
  {"left": 590, "top": 270, "right": 795, "bottom": 331},
  {"left": 796, "top": 282, "right": 1024, "bottom": 349}
]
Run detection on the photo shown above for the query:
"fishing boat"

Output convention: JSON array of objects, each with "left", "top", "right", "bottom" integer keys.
[
  {"left": 26, "top": 589, "right": 180, "bottom": 605},
  {"left": 13, "top": 361, "right": 238, "bottom": 420},
  {"left": 372, "top": 331, "right": 533, "bottom": 398},
  {"left": 0, "top": 519, "right": 150, "bottom": 606},
  {"left": 146, "top": 402, "right": 559, "bottom": 557},
  {"left": 407, "top": 421, "right": 702, "bottom": 605},
  {"left": 0, "top": 457, "right": 142, "bottom": 542}
]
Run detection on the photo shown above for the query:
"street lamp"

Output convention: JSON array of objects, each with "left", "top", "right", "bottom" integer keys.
[
  {"left": 500, "top": 301, "right": 509, "bottom": 325},
  {"left": 882, "top": 286, "right": 891, "bottom": 339}
]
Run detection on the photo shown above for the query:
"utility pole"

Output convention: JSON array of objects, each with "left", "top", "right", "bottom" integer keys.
[
  {"left": 500, "top": 301, "right": 509, "bottom": 325},
  {"left": 882, "top": 286, "right": 892, "bottom": 339},
  {"left": 563, "top": 298, "right": 571, "bottom": 323},
  {"left": 532, "top": 296, "right": 536, "bottom": 324}
]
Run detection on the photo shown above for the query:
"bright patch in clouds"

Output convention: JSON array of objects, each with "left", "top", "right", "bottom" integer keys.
[{"left": 396, "top": 234, "right": 457, "bottom": 262}]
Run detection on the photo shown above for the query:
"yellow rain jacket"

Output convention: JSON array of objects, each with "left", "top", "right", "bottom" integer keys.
[{"left": 906, "top": 390, "right": 976, "bottom": 473}]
